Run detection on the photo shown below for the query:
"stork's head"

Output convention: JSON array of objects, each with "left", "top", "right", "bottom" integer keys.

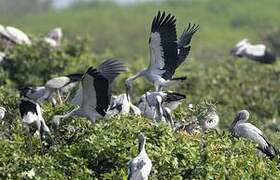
[
  {"left": 138, "top": 133, "right": 146, "bottom": 153},
  {"left": 230, "top": 110, "right": 250, "bottom": 130},
  {"left": 230, "top": 38, "right": 249, "bottom": 57}
]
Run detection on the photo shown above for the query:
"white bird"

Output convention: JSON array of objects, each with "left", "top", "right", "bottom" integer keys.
[
  {"left": 125, "top": 11, "right": 199, "bottom": 92},
  {"left": 230, "top": 110, "right": 278, "bottom": 159},
  {"left": 138, "top": 91, "right": 185, "bottom": 126},
  {"left": 0, "top": 25, "right": 31, "bottom": 45},
  {"left": 231, "top": 38, "right": 276, "bottom": 64},
  {"left": 0, "top": 106, "right": 6, "bottom": 120},
  {"left": 128, "top": 133, "right": 152, "bottom": 180},
  {"left": 44, "top": 27, "right": 63, "bottom": 48},
  {"left": 19, "top": 97, "right": 53, "bottom": 151},
  {"left": 107, "top": 93, "right": 141, "bottom": 116},
  {"left": 52, "top": 59, "right": 127, "bottom": 125}
]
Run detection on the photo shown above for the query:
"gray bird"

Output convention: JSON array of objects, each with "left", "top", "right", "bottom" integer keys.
[
  {"left": 128, "top": 133, "right": 152, "bottom": 180},
  {"left": 0, "top": 106, "right": 6, "bottom": 120},
  {"left": 125, "top": 11, "right": 199, "bottom": 92},
  {"left": 138, "top": 91, "right": 185, "bottom": 126},
  {"left": 230, "top": 110, "right": 278, "bottom": 159},
  {"left": 52, "top": 59, "right": 127, "bottom": 126}
]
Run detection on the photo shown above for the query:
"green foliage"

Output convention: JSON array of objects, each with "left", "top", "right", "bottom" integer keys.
[{"left": 0, "top": 0, "right": 280, "bottom": 178}]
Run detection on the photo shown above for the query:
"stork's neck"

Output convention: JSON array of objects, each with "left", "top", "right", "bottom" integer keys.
[
  {"left": 128, "top": 70, "right": 145, "bottom": 81},
  {"left": 138, "top": 139, "right": 146, "bottom": 155}
]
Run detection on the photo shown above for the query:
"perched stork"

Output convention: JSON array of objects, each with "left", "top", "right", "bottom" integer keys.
[
  {"left": 128, "top": 133, "right": 152, "bottom": 180},
  {"left": 138, "top": 91, "right": 185, "bottom": 126},
  {"left": 107, "top": 93, "right": 141, "bottom": 116},
  {"left": 44, "top": 27, "right": 63, "bottom": 48},
  {"left": 0, "top": 106, "right": 6, "bottom": 120},
  {"left": 19, "top": 96, "right": 53, "bottom": 152},
  {"left": 230, "top": 110, "right": 278, "bottom": 159},
  {"left": 125, "top": 11, "right": 199, "bottom": 92},
  {"left": 231, "top": 39, "right": 276, "bottom": 64},
  {"left": 0, "top": 25, "right": 31, "bottom": 45},
  {"left": 52, "top": 59, "right": 127, "bottom": 125}
]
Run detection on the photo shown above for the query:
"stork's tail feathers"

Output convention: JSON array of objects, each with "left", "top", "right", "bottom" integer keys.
[
  {"left": 165, "top": 91, "right": 186, "bottom": 102},
  {"left": 258, "top": 145, "right": 278, "bottom": 160},
  {"left": 171, "top": 76, "right": 187, "bottom": 81}
]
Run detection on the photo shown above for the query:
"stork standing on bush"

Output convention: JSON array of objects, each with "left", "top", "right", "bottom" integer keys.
[
  {"left": 125, "top": 11, "right": 199, "bottom": 93},
  {"left": 230, "top": 110, "right": 278, "bottom": 159},
  {"left": 52, "top": 59, "right": 127, "bottom": 126}
]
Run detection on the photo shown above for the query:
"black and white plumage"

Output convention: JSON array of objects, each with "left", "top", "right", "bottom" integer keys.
[
  {"left": 19, "top": 97, "right": 52, "bottom": 150},
  {"left": 44, "top": 27, "right": 63, "bottom": 48},
  {"left": 230, "top": 39, "right": 276, "bottom": 64},
  {"left": 0, "top": 106, "right": 6, "bottom": 120},
  {"left": 125, "top": 11, "right": 199, "bottom": 92},
  {"left": 138, "top": 91, "right": 185, "bottom": 126},
  {"left": 128, "top": 133, "right": 152, "bottom": 180},
  {"left": 0, "top": 24, "right": 31, "bottom": 45},
  {"left": 52, "top": 59, "right": 127, "bottom": 125},
  {"left": 230, "top": 110, "right": 278, "bottom": 159}
]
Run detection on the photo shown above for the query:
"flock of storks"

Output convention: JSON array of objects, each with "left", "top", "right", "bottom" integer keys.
[{"left": 0, "top": 11, "right": 278, "bottom": 179}]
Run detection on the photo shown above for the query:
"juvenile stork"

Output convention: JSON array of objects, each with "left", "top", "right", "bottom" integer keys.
[
  {"left": 138, "top": 91, "right": 185, "bottom": 126},
  {"left": 199, "top": 106, "right": 220, "bottom": 132},
  {"left": 230, "top": 110, "right": 278, "bottom": 159},
  {"left": 52, "top": 59, "right": 127, "bottom": 125},
  {"left": 19, "top": 94, "right": 53, "bottom": 152},
  {"left": 108, "top": 93, "right": 141, "bottom": 116},
  {"left": 125, "top": 11, "right": 199, "bottom": 92},
  {"left": 44, "top": 27, "right": 63, "bottom": 48},
  {"left": 230, "top": 38, "right": 276, "bottom": 64},
  {"left": 128, "top": 133, "right": 152, "bottom": 180},
  {"left": 0, "top": 106, "right": 6, "bottom": 120}
]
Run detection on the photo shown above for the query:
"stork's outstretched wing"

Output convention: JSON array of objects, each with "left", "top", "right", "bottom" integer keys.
[
  {"left": 45, "top": 73, "right": 83, "bottom": 89},
  {"left": 81, "top": 59, "right": 127, "bottom": 117},
  {"left": 148, "top": 11, "right": 178, "bottom": 80},
  {"left": 177, "top": 23, "right": 199, "bottom": 67}
]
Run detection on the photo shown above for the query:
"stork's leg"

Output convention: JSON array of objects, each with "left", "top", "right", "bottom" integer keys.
[
  {"left": 23, "top": 123, "right": 33, "bottom": 153},
  {"left": 56, "top": 90, "right": 63, "bottom": 105}
]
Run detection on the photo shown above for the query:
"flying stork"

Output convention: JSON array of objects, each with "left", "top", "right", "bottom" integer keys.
[
  {"left": 52, "top": 59, "right": 127, "bottom": 126},
  {"left": 125, "top": 11, "right": 199, "bottom": 92},
  {"left": 230, "top": 110, "right": 278, "bottom": 159},
  {"left": 230, "top": 38, "right": 276, "bottom": 64},
  {"left": 128, "top": 133, "right": 152, "bottom": 180}
]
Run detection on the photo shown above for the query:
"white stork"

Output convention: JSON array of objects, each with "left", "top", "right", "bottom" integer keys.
[
  {"left": 138, "top": 91, "right": 185, "bottom": 126},
  {"left": 231, "top": 38, "right": 276, "bottom": 64},
  {"left": 0, "top": 25, "right": 31, "bottom": 45},
  {"left": 52, "top": 59, "right": 127, "bottom": 125},
  {"left": 0, "top": 106, "right": 6, "bottom": 120},
  {"left": 125, "top": 11, "right": 199, "bottom": 92},
  {"left": 230, "top": 110, "right": 278, "bottom": 159},
  {"left": 128, "top": 133, "right": 152, "bottom": 180},
  {"left": 44, "top": 27, "right": 63, "bottom": 48},
  {"left": 19, "top": 96, "right": 53, "bottom": 152}
]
